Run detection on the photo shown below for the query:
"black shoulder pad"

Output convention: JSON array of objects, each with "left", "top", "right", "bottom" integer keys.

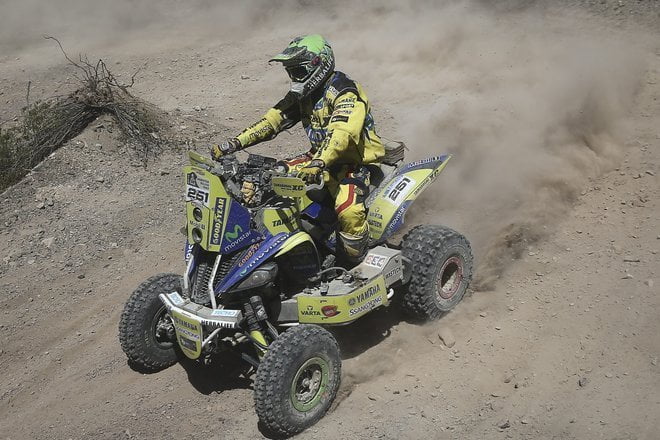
[{"left": 329, "top": 71, "right": 358, "bottom": 98}]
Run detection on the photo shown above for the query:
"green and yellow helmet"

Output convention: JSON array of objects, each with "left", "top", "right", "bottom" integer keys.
[{"left": 269, "top": 34, "right": 335, "bottom": 97}]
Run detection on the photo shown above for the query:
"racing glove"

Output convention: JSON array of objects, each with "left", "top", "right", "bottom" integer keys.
[
  {"left": 211, "top": 138, "right": 241, "bottom": 161},
  {"left": 297, "top": 159, "right": 325, "bottom": 184}
]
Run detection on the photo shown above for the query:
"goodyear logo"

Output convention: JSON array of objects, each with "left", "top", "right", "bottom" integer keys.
[{"left": 210, "top": 198, "right": 227, "bottom": 245}]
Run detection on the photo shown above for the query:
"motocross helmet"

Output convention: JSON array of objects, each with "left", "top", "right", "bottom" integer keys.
[{"left": 269, "top": 34, "right": 335, "bottom": 98}]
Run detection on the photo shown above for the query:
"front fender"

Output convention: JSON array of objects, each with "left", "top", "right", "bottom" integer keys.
[
  {"left": 367, "top": 155, "right": 451, "bottom": 243},
  {"left": 214, "top": 231, "right": 315, "bottom": 293}
]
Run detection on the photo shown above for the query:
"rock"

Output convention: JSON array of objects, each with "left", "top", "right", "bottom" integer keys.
[
  {"left": 495, "top": 326, "right": 502, "bottom": 330},
  {"left": 645, "top": 279, "right": 654, "bottom": 288},
  {"left": 503, "top": 375, "right": 513, "bottom": 384},
  {"left": 622, "top": 273, "right": 633, "bottom": 279},
  {"left": 41, "top": 237, "right": 55, "bottom": 248},
  {"left": 159, "top": 170, "right": 170, "bottom": 176},
  {"left": 520, "top": 419, "right": 529, "bottom": 425},
  {"left": 94, "top": 143, "right": 102, "bottom": 148},
  {"left": 27, "top": 258, "right": 35, "bottom": 265},
  {"left": 497, "top": 420, "right": 510, "bottom": 429},
  {"left": 479, "top": 312, "right": 487, "bottom": 317},
  {"left": 36, "top": 202, "right": 45, "bottom": 209},
  {"left": 578, "top": 377, "right": 588, "bottom": 387},
  {"left": 193, "top": 106, "right": 202, "bottom": 112},
  {"left": 604, "top": 373, "right": 613, "bottom": 378},
  {"left": 438, "top": 328, "right": 456, "bottom": 348},
  {"left": 645, "top": 170, "right": 655, "bottom": 176},
  {"left": 623, "top": 257, "right": 640, "bottom": 262},
  {"left": 240, "top": 75, "right": 250, "bottom": 80},
  {"left": 507, "top": 305, "right": 515, "bottom": 312},
  {"left": 95, "top": 176, "right": 105, "bottom": 183},
  {"left": 77, "top": 274, "right": 85, "bottom": 279},
  {"left": 367, "top": 395, "right": 377, "bottom": 401}
]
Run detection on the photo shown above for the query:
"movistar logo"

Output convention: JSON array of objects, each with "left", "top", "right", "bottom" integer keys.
[{"left": 225, "top": 224, "right": 243, "bottom": 241}]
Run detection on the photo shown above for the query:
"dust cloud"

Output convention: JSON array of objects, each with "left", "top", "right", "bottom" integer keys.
[{"left": 330, "top": 1, "right": 645, "bottom": 289}]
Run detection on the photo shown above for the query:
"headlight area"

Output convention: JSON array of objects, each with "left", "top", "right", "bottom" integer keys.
[{"left": 233, "top": 263, "right": 279, "bottom": 292}]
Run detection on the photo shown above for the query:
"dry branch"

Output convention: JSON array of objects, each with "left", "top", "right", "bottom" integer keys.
[{"left": 1, "top": 37, "right": 170, "bottom": 191}]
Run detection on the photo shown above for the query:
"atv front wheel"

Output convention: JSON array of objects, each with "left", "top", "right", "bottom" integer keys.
[
  {"left": 118, "top": 273, "right": 183, "bottom": 372},
  {"left": 401, "top": 225, "right": 473, "bottom": 320},
  {"left": 254, "top": 324, "right": 341, "bottom": 437}
]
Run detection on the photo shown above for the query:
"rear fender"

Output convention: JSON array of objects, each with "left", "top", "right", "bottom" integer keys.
[{"left": 367, "top": 155, "right": 451, "bottom": 244}]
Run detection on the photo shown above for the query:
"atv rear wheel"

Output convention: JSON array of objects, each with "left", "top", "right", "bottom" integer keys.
[
  {"left": 400, "top": 225, "right": 473, "bottom": 320},
  {"left": 254, "top": 324, "right": 341, "bottom": 437},
  {"left": 118, "top": 273, "right": 183, "bottom": 372}
]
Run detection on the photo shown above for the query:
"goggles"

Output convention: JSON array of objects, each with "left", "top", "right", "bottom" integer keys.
[{"left": 285, "top": 64, "right": 311, "bottom": 82}]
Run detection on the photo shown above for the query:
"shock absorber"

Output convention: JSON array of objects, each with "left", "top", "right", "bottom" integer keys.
[{"left": 244, "top": 296, "right": 269, "bottom": 357}]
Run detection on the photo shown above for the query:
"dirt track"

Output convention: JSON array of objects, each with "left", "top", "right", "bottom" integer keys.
[{"left": 1, "top": 1, "right": 659, "bottom": 439}]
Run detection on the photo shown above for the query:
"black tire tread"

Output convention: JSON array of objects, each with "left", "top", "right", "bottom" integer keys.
[
  {"left": 118, "top": 273, "right": 182, "bottom": 373},
  {"left": 401, "top": 225, "right": 473, "bottom": 320},
  {"left": 254, "top": 324, "right": 341, "bottom": 437}
]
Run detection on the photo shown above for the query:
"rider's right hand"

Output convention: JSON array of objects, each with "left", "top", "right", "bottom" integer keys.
[{"left": 211, "top": 138, "right": 241, "bottom": 161}]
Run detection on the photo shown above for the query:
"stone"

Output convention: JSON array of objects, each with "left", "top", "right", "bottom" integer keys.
[
  {"left": 497, "top": 420, "right": 510, "bottom": 429},
  {"left": 438, "top": 328, "right": 456, "bottom": 348},
  {"left": 41, "top": 237, "right": 55, "bottom": 248},
  {"left": 95, "top": 176, "right": 105, "bottom": 183},
  {"left": 578, "top": 377, "right": 588, "bottom": 387},
  {"left": 622, "top": 273, "right": 633, "bottom": 279},
  {"left": 645, "top": 279, "right": 654, "bottom": 288},
  {"left": 240, "top": 75, "right": 250, "bottom": 80}
]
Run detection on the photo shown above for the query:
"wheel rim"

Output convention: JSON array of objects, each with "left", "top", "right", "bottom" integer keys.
[
  {"left": 151, "top": 304, "right": 175, "bottom": 350},
  {"left": 290, "top": 357, "right": 330, "bottom": 412},
  {"left": 436, "top": 256, "right": 464, "bottom": 300}
]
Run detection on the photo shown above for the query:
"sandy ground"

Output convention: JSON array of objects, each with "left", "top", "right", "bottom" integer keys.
[{"left": 1, "top": 1, "right": 658, "bottom": 439}]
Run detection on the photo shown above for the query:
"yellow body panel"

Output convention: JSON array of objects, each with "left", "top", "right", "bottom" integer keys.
[
  {"left": 297, "top": 276, "right": 388, "bottom": 324},
  {"left": 184, "top": 164, "right": 231, "bottom": 252},
  {"left": 262, "top": 206, "right": 301, "bottom": 235},
  {"left": 274, "top": 231, "right": 316, "bottom": 257},
  {"left": 367, "top": 157, "right": 451, "bottom": 241},
  {"left": 170, "top": 309, "right": 203, "bottom": 359}
]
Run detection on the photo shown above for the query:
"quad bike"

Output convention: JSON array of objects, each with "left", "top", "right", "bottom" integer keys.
[{"left": 118, "top": 144, "right": 473, "bottom": 437}]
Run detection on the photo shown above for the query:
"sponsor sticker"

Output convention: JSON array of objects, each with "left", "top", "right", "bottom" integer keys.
[
  {"left": 210, "top": 309, "right": 240, "bottom": 317},
  {"left": 364, "top": 253, "right": 387, "bottom": 268},
  {"left": 167, "top": 291, "right": 185, "bottom": 306},
  {"left": 349, "top": 296, "right": 383, "bottom": 317},
  {"left": 385, "top": 176, "right": 416, "bottom": 206}
]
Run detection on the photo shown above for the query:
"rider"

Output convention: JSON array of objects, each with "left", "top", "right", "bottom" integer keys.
[{"left": 211, "top": 34, "right": 384, "bottom": 262}]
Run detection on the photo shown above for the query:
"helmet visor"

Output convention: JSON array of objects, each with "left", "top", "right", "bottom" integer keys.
[{"left": 285, "top": 64, "right": 310, "bottom": 82}]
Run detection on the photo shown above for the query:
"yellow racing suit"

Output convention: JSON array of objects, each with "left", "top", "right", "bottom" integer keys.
[{"left": 233, "top": 71, "right": 384, "bottom": 257}]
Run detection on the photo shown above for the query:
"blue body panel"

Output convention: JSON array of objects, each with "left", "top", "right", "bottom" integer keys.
[
  {"left": 215, "top": 232, "right": 291, "bottom": 293},
  {"left": 220, "top": 199, "right": 262, "bottom": 254}
]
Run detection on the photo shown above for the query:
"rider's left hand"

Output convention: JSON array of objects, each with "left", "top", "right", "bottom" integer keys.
[
  {"left": 297, "top": 159, "right": 325, "bottom": 184},
  {"left": 211, "top": 138, "right": 241, "bottom": 161}
]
